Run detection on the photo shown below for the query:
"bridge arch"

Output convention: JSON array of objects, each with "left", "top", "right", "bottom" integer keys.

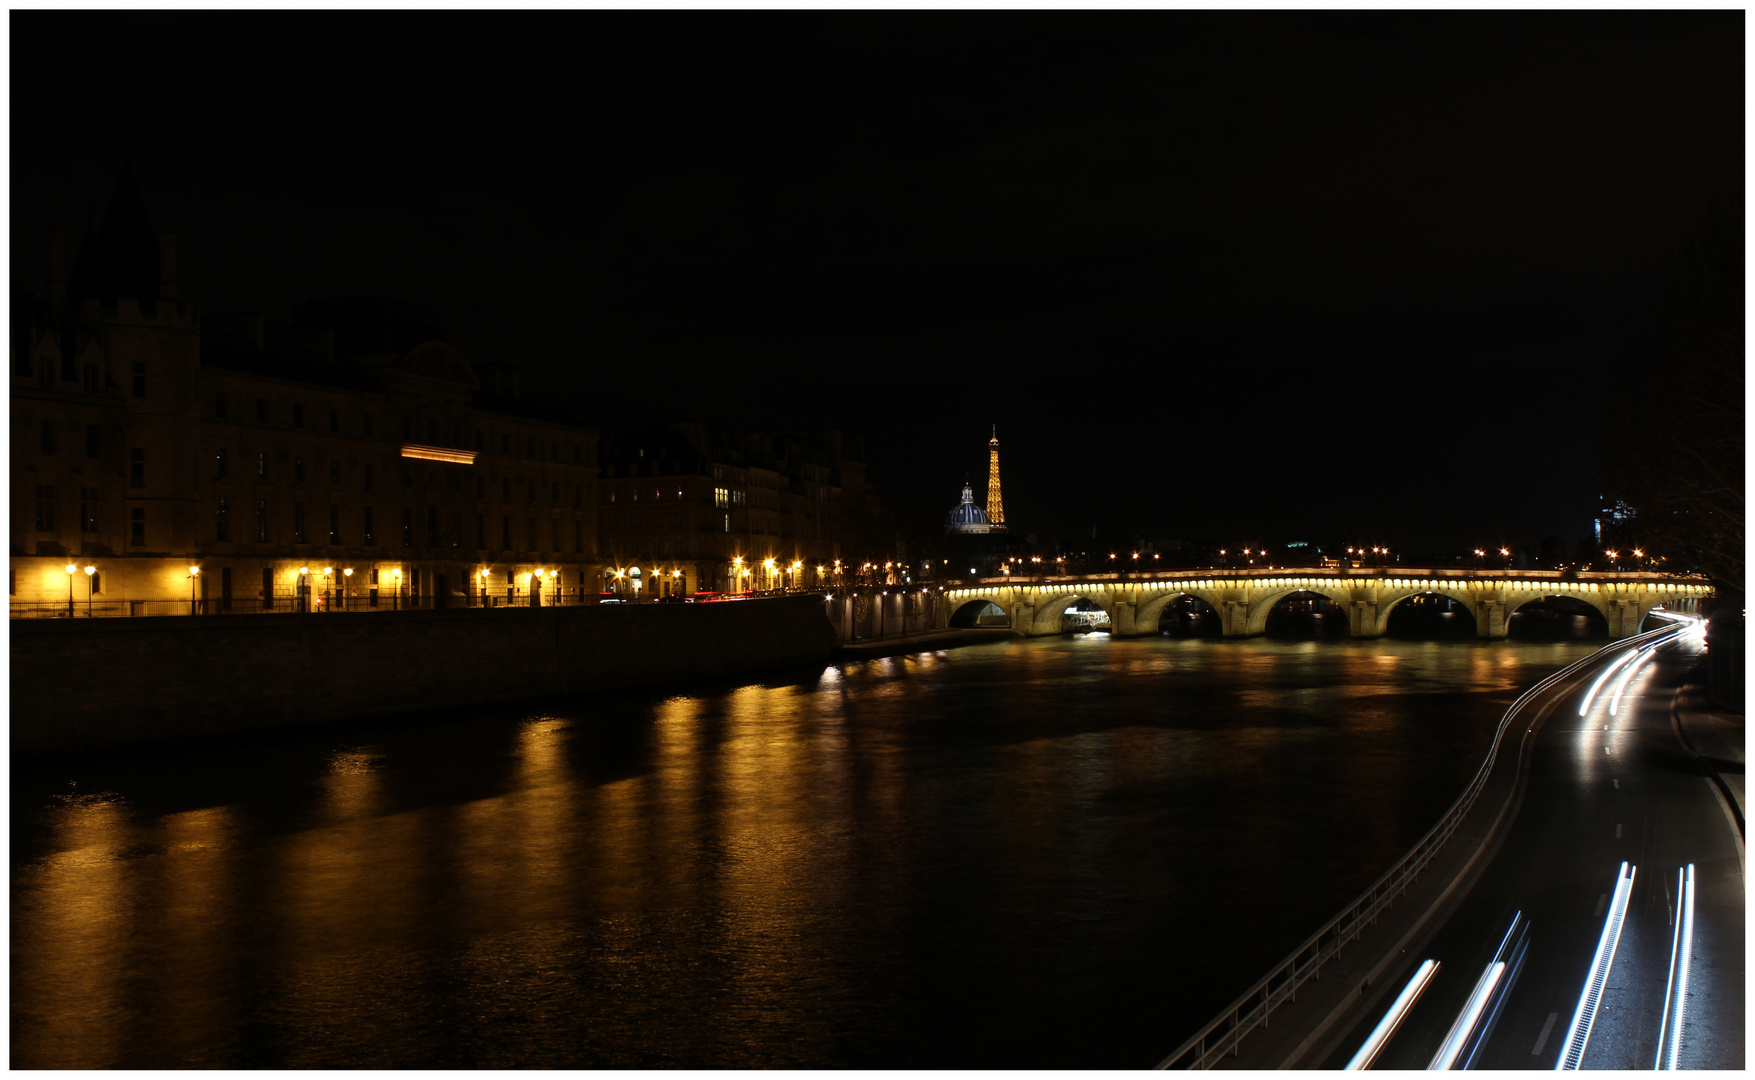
[
  {"left": 1029, "top": 591, "right": 1118, "bottom": 636},
  {"left": 948, "top": 598, "right": 1009, "bottom": 628},
  {"left": 1243, "top": 586, "right": 1354, "bottom": 636},
  {"left": 1507, "top": 590, "right": 1613, "bottom": 625}
]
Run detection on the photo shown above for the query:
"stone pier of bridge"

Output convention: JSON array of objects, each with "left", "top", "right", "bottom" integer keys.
[{"left": 932, "top": 568, "right": 1712, "bottom": 641}]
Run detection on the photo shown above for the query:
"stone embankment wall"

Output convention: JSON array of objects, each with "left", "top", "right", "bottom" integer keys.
[{"left": 12, "top": 595, "right": 839, "bottom": 754}]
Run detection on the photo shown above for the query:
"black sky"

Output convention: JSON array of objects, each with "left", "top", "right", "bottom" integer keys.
[{"left": 11, "top": 11, "right": 1743, "bottom": 553}]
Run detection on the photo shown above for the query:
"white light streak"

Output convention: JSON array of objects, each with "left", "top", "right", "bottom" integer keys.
[
  {"left": 1346, "top": 959, "right": 1439, "bottom": 1070},
  {"left": 1655, "top": 864, "right": 1696, "bottom": 1069},
  {"left": 1430, "top": 961, "right": 1506, "bottom": 1070},
  {"left": 1556, "top": 862, "right": 1636, "bottom": 1070}
]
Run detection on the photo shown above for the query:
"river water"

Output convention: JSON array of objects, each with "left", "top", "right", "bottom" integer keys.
[{"left": 11, "top": 632, "right": 1597, "bottom": 1068}]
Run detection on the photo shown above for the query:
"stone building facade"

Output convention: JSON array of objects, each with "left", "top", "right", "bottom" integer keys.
[
  {"left": 11, "top": 172, "right": 602, "bottom": 614},
  {"left": 596, "top": 423, "right": 889, "bottom": 597}
]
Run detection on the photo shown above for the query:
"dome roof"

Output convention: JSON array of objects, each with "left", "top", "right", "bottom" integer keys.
[{"left": 945, "top": 482, "right": 991, "bottom": 534}]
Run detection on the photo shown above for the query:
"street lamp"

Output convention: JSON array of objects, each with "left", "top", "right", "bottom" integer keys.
[
  {"left": 64, "top": 563, "right": 76, "bottom": 618},
  {"left": 188, "top": 565, "right": 201, "bottom": 615},
  {"left": 83, "top": 564, "right": 95, "bottom": 617},
  {"left": 299, "top": 566, "right": 310, "bottom": 612},
  {"left": 479, "top": 567, "right": 490, "bottom": 607},
  {"left": 342, "top": 567, "right": 354, "bottom": 611},
  {"left": 391, "top": 567, "right": 402, "bottom": 610},
  {"left": 322, "top": 567, "right": 334, "bottom": 611}
]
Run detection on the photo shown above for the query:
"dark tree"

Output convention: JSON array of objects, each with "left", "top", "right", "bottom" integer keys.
[{"left": 1601, "top": 197, "right": 1744, "bottom": 600}]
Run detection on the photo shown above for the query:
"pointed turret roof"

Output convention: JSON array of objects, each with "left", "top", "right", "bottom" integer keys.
[{"left": 68, "top": 166, "right": 162, "bottom": 304}]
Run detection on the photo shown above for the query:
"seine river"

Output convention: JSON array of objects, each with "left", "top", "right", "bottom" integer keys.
[{"left": 12, "top": 628, "right": 1598, "bottom": 1068}]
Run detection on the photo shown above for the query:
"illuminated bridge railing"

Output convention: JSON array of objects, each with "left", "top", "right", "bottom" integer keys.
[{"left": 1154, "top": 620, "right": 1684, "bottom": 1070}]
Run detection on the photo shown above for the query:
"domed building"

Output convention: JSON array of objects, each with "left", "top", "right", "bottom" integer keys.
[{"left": 945, "top": 481, "right": 992, "bottom": 535}]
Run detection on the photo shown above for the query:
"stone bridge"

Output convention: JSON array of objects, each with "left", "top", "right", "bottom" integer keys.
[{"left": 935, "top": 567, "right": 1712, "bottom": 640}]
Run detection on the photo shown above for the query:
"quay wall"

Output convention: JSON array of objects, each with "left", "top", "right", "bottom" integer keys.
[{"left": 11, "top": 595, "right": 840, "bottom": 755}]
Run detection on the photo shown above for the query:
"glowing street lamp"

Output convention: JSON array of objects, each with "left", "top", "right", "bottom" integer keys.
[
  {"left": 64, "top": 563, "right": 77, "bottom": 617},
  {"left": 188, "top": 564, "right": 202, "bottom": 615},
  {"left": 83, "top": 564, "right": 95, "bottom": 617},
  {"left": 343, "top": 566, "right": 354, "bottom": 610},
  {"left": 478, "top": 567, "right": 490, "bottom": 607}
]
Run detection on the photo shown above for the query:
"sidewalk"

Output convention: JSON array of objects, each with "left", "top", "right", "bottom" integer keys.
[
  {"left": 1675, "top": 666, "right": 1745, "bottom": 835},
  {"left": 834, "top": 626, "right": 1014, "bottom": 661}
]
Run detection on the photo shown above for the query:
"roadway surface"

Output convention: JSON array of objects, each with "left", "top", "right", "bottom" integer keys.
[{"left": 1322, "top": 636, "right": 1744, "bottom": 1069}]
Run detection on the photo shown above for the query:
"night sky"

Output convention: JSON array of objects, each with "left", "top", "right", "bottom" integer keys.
[{"left": 11, "top": 12, "right": 1742, "bottom": 554}]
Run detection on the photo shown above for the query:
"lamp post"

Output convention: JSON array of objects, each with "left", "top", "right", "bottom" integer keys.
[
  {"left": 83, "top": 564, "right": 95, "bottom": 617},
  {"left": 342, "top": 567, "right": 354, "bottom": 611},
  {"left": 322, "top": 567, "right": 334, "bottom": 612},
  {"left": 391, "top": 567, "right": 402, "bottom": 610},
  {"left": 64, "top": 563, "right": 76, "bottom": 618},
  {"left": 479, "top": 567, "right": 490, "bottom": 607},
  {"left": 188, "top": 565, "right": 201, "bottom": 615},
  {"left": 298, "top": 566, "right": 310, "bottom": 612}
]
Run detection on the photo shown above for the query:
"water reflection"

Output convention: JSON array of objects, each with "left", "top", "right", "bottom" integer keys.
[{"left": 12, "top": 636, "right": 1597, "bottom": 1068}]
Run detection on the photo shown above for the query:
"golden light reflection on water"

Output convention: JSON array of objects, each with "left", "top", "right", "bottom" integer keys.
[
  {"left": 11, "top": 636, "right": 1602, "bottom": 1069},
  {"left": 13, "top": 799, "right": 134, "bottom": 1068}
]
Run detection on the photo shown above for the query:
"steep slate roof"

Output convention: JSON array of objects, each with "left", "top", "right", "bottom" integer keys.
[{"left": 68, "top": 166, "right": 162, "bottom": 304}]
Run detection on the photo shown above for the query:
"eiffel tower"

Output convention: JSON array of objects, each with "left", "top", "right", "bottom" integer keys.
[{"left": 985, "top": 425, "right": 1006, "bottom": 531}]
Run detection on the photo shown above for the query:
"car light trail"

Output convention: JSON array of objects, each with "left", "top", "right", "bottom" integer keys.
[
  {"left": 1555, "top": 862, "right": 1636, "bottom": 1070},
  {"left": 1345, "top": 959, "right": 1439, "bottom": 1070},
  {"left": 1654, "top": 864, "right": 1697, "bottom": 1070},
  {"left": 1429, "top": 961, "right": 1505, "bottom": 1069},
  {"left": 1577, "top": 649, "right": 1642, "bottom": 716},
  {"left": 1607, "top": 649, "right": 1659, "bottom": 718}
]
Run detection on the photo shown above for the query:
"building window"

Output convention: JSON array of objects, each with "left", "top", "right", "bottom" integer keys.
[
  {"left": 502, "top": 515, "right": 511, "bottom": 550},
  {"left": 293, "top": 403, "right": 305, "bottom": 427},
  {"left": 39, "top": 420, "right": 55, "bottom": 455},
  {"left": 130, "top": 448, "right": 145, "bottom": 488},
  {"left": 402, "top": 508, "right": 413, "bottom": 546},
  {"left": 130, "top": 507, "right": 145, "bottom": 547},
  {"left": 451, "top": 511, "right": 462, "bottom": 548},
  {"left": 294, "top": 456, "right": 305, "bottom": 483},
  {"left": 363, "top": 413, "right": 374, "bottom": 437},
  {"left": 329, "top": 460, "right": 340, "bottom": 484},
  {"left": 256, "top": 397, "right": 268, "bottom": 422},
  {"left": 262, "top": 567, "right": 274, "bottom": 610},
  {"left": 216, "top": 448, "right": 228, "bottom": 476},
  {"left": 216, "top": 496, "right": 230, "bottom": 541},
  {"left": 34, "top": 485, "right": 55, "bottom": 531},
  {"left": 85, "top": 424, "right": 100, "bottom": 458},
  {"left": 293, "top": 502, "right": 306, "bottom": 544},
  {"left": 364, "top": 463, "right": 374, "bottom": 489},
  {"left": 427, "top": 505, "right": 440, "bottom": 546},
  {"left": 502, "top": 477, "right": 511, "bottom": 499},
  {"left": 256, "top": 499, "right": 268, "bottom": 542},
  {"left": 724, "top": 513, "right": 731, "bottom": 533},
  {"left": 476, "top": 513, "right": 485, "bottom": 548},
  {"left": 256, "top": 452, "right": 267, "bottom": 477},
  {"left": 130, "top": 362, "right": 146, "bottom": 398},
  {"left": 83, "top": 364, "right": 99, "bottom": 395},
  {"left": 80, "top": 488, "right": 98, "bottom": 533},
  {"left": 329, "top": 408, "right": 340, "bottom": 433},
  {"left": 363, "top": 506, "right": 375, "bottom": 546},
  {"left": 575, "top": 520, "right": 583, "bottom": 553},
  {"left": 715, "top": 486, "right": 729, "bottom": 508},
  {"left": 215, "top": 392, "right": 228, "bottom": 419},
  {"left": 329, "top": 504, "right": 341, "bottom": 545}
]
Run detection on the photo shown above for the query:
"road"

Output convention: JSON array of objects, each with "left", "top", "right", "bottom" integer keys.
[{"left": 1323, "top": 633, "right": 1744, "bottom": 1070}]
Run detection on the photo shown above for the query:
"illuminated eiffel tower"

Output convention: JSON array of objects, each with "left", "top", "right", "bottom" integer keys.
[{"left": 985, "top": 425, "right": 1006, "bottom": 531}]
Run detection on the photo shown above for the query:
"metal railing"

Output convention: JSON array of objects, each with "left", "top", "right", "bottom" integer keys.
[{"left": 1155, "top": 622, "right": 1683, "bottom": 1069}]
